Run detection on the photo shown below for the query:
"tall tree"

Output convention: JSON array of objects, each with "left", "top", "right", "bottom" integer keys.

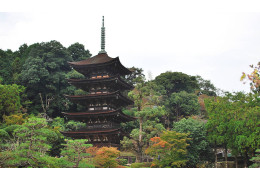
[
  {"left": 173, "top": 118, "right": 213, "bottom": 167},
  {"left": 154, "top": 71, "right": 199, "bottom": 96},
  {"left": 67, "top": 42, "right": 92, "bottom": 62},
  {"left": 165, "top": 91, "right": 200, "bottom": 121},
  {"left": 121, "top": 78, "right": 166, "bottom": 162},
  {"left": 195, "top": 75, "right": 217, "bottom": 96},
  {"left": 20, "top": 41, "right": 72, "bottom": 117}
]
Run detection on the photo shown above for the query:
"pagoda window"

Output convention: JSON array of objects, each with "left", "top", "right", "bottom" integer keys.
[
  {"left": 97, "top": 75, "right": 102, "bottom": 79},
  {"left": 89, "top": 107, "right": 94, "bottom": 111},
  {"left": 103, "top": 107, "right": 108, "bottom": 110}
]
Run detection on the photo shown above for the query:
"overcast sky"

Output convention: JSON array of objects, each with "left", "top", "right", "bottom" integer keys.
[{"left": 1, "top": 0, "right": 260, "bottom": 93}]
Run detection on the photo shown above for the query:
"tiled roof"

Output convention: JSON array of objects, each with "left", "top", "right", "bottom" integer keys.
[{"left": 68, "top": 53, "right": 114, "bottom": 66}]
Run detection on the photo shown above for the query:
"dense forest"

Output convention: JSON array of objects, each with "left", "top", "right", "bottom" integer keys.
[{"left": 0, "top": 40, "right": 259, "bottom": 168}]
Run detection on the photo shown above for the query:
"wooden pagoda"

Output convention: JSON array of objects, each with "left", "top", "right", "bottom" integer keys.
[{"left": 62, "top": 17, "right": 135, "bottom": 147}]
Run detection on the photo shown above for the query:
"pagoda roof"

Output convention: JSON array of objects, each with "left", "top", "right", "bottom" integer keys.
[
  {"left": 68, "top": 53, "right": 132, "bottom": 75},
  {"left": 64, "top": 90, "right": 134, "bottom": 106},
  {"left": 69, "top": 53, "right": 113, "bottom": 66},
  {"left": 63, "top": 109, "right": 136, "bottom": 122},
  {"left": 68, "top": 75, "right": 134, "bottom": 90}
]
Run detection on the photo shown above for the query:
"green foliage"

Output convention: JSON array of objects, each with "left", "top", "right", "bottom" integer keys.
[
  {"left": 0, "top": 84, "right": 26, "bottom": 122},
  {"left": 65, "top": 120, "right": 86, "bottom": 131},
  {"left": 118, "top": 158, "right": 128, "bottom": 166},
  {"left": 19, "top": 41, "right": 73, "bottom": 117},
  {"left": 0, "top": 49, "right": 13, "bottom": 84},
  {"left": 165, "top": 91, "right": 200, "bottom": 121},
  {"left": 0, "top": 117, "right": 63, "bottom": 168},
  {"left": 146, "top": 130, "right": 190, "bottom": 168},
  {"left": 205, "top": 92, "right": 260, "bottom": 167},
  {"left": 130, "top": 162, "right": 151, "bottom": 168},
  {"left": 173, "top": 118, "right": 213, "bottom": 167},
  {"left": 67, "top": 42, "right": 91, "bottom": 62},
  {"left": 154, "top": 71, "right": 199, "bottom": 96},
  {"left": 195, "top": 75, "right": 217, "bottom": 96},
  {"left": 124, "top": 66, "right": 145, "bottom": 85},
  {"left": 61, "top": 139, "right": 92, "bottom": 168},
  {"left": 249, "top": 149, "right": 260, "bottom": 168}
]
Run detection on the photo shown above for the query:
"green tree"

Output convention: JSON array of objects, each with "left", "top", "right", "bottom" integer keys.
[
  {"left": 205, "top": 92, "right": 260, "bottom": 168},
  {"left": 121, "top": 78, "right": 166, "bottom": 162},
  {"left": 165, "top": 91, "right": 200, "bottom": 121},
  {"left": 173, "top": 118, "right": 213, "bottom": 167},
  {"left": 0, "top": 84, "right": 26, "bottom": 122},
  {"left": 67, "top": 42, "right": 92, "bottom": 62},
  {"left": 124, "top": 66, "right": 145, "bottom": 85},
  {"left": 154, "top": 71, "right": 199, "bottom": 96},
  {"left": 195, "top": 75, "right": 217, "bottom": 96},
  {"left": 0, "top": 49, "right": 13, "bottom": 84},
  {"left": 145, "top": 130, "right": 190, "bottom": 168},
  {"left": 61, "top": 139, "right": 93, "bottom": 168},
  {"left": 19, "top": 41, "right": 72, "bottom": 117},
  {"left": 249, "top": 149, "right": 260, "bottom": 168},
  {"left": 0, "top": 117, "right": 64, "bottom": 168}
]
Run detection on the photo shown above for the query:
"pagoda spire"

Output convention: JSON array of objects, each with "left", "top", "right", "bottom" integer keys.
[{"left": 99, "top": 16, "right": 107, "bottom": 54}]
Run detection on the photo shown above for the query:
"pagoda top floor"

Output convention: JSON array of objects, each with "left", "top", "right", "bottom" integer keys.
[{"left": 68, "top": 53, "right": 132, "bottom": 77}]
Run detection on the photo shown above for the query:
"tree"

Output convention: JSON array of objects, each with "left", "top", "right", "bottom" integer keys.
[
  {"left": 67, "top": 42, "right": 92, "bottom": 62},
  {"left": 249, "top": 149, "right": 260, "bottom": 168},
  {"left": 61, "top": 139, "right": 92, "bottom": 168},
  {"left": 195, "top": 75, "right": 217, "bottom": 96},
  {"left": 0, "top": 117, "right": 64, "bottom": 168},
  {"left": 205, "top": 92, "right": 260, "bottom": 168},
  {"left": 154, "top": 71, "right": 199, "bottom": 96},
  {"left": 145, "top": 130, "right": 190, "bottom": 168},
  {"left": 121, "top": 78, "right": 166, "bottom": 162},
  {"left": 165, "top": 91, "right": 200, "bottom": 121},
  {"left": 94, "top": 147, "right": 120, "bottom": 168},
  {"left": 124, "top": 66, "right": 145, "bottom": 85},
  {"left": 0, "top": 84, "right": 26, "bottom": 122},
  {"left": 20, "top": 41, "right": 72, "bottom": 117},
  {"left": 0, "top": 49, "right": 13, "bottom": 84},
  {"left": 241, "top": 62, "right": 260, "bottom": 93},
  {"left": 173, "top": 118, "right": 213, "bottom": 167}
]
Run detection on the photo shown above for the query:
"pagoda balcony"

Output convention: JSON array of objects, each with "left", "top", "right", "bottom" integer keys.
[
  {"left": 67, "top": 75, "right": 133, "bottom": 92},
  {"left": 62, "top": 109, "right": 136, "bottom": 123},
  {"left": 64, "top": 90, "right": 134, "bottom": 107}
]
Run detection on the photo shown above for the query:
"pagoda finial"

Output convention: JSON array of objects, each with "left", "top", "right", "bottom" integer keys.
[{"left": 99, "top": 16, "right": 107, "bottom": 54}]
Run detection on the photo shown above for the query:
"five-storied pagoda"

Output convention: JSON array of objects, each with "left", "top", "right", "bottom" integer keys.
[{"left": 62, "top": 17, "right": 135, "bottom": 147}]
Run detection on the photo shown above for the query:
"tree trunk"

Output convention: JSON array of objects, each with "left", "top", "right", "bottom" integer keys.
[
  {"left": 244, "top": 151, "right": 249, "bottom": 168},
  {"left": 136, "top": 145, "right": 142, "bottom": 163},
  {"left": 136, "top": 116, "right": 143, "bottom": 163},
  {"left": 214, "top": 146, "right": 218, "bottom": 168},
  {"left": 224, "top": 146, "right": 228, "bottom": 168},
  {"left": 235, "top": 155, "right": 238, "bottom": 168}
]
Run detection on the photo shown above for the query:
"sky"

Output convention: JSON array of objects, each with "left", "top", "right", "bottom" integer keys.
[{"left": 1, "top": 0, "right": 260, "bottom": 93}]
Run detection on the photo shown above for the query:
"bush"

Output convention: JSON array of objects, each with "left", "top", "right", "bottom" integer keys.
[
  {"left": 94, "top": 147, "right": 120, "bottom": 168},
  {"left": 130, "top": 162, "right": 151, "bottom": 168},
  {"left": 117, "top": 158, "right": 128, "bottom": 166}
]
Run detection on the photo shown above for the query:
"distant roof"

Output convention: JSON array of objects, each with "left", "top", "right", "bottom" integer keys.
[{"left": 68, "top": 53, "right": 114, "bottom": 66}]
